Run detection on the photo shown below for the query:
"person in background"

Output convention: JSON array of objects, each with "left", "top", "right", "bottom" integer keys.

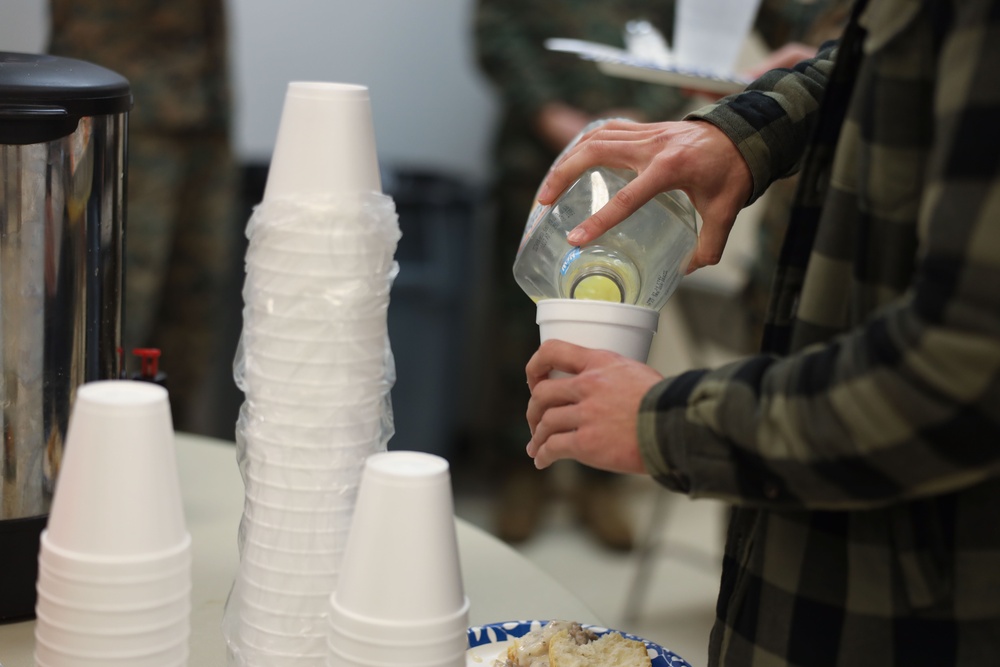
[
  {"left": 525, "top": 0, "right": 1000, "bottom": 664},
  {"left": 756, "top": 0, "right": 851, "bottom": 51},
  {"left": 48, "top": 0, "right": 239, "bottom": 434},
  {"left": 474, "top": 0, "right": 691, "bottom": 551}
]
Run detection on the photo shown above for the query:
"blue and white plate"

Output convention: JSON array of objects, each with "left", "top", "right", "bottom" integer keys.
[{"left": 466, "top": 620, "right": 692, "bottom": 667}]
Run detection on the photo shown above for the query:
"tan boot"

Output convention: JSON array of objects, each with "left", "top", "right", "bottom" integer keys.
[
  {"left": 575, "top": 477, "right": 634, "bottom": 552},
  {"left": 494, "top": 467, "right": 547, "bottom": 544}
]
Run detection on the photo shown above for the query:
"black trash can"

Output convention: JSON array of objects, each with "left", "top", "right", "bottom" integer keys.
[{"left": 383, "top": 169, "right": 480, "bottom": 460}]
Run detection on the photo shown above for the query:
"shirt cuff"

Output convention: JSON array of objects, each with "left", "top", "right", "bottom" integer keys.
[
  {"left": 684, "top": 105, "right": 774, "bottom": 206},
  {"left": 637, "top": 369, "right": 709, "bottom": 493}
]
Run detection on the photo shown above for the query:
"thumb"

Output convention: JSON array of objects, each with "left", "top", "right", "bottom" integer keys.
[{"left": 685, "top": 204, "right": 738, "bottom": 273}]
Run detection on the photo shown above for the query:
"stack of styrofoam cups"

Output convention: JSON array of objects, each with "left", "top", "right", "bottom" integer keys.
[
  {"left": 34, "top": 380, "right": 191, "bottom": 667},
  {"left": 224, "top": 82, "right": 400, "bottom": 667},
  {"left": 327, "top": 451, "right": 469, "bottom": 667},
  {"left": 536, "top": 298, "right": 660, "bottom": 378}
]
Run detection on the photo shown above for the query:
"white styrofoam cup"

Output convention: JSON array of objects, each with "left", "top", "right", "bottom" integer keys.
[
  {"left": 329, "top": 451, "right": 469, "bottom": 654},
  {"left": 264, "top": 82, "right": 381, "bottom": 201},
  {"left": 44, "top": 381, "right": 186, "bottom": 557},
  {"left": 536, "top": 298, "right": 659, "bottom": 378}
]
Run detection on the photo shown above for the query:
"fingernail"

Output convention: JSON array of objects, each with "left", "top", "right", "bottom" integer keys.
[
  {"left": 537, "top": 183, "right": 551, "bottom": 202},
  {"left": 566, "top": 229, "right": 584, "bottom": 245}
]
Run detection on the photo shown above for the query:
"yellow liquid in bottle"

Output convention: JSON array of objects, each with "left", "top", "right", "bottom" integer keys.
[
  {"left": 571, "top": 273, "right": 624, "bottom": 302},
  {"left": 560, "top": 246, "right": 640, "bottom": 304}
]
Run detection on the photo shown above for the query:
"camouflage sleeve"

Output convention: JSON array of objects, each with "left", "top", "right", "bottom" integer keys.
[{"left": 473, "top": 0, "right": 562, "bottom": 120}]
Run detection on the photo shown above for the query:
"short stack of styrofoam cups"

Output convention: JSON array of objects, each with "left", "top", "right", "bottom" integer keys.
[
  {"left": 228, "top": 81, "right": 401, "bottom": 666},
  {"left": 34, "top": 381, "right": 191, "bottom": 667},
  {"left": 327, "top": 451, "right": 469, "bottom": 667}
]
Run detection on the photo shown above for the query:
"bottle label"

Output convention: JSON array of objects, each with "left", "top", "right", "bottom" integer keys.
[
  {"left": 645, "top": 268, "right": 676, "bottom": 308},
  {"left": 560, "top": 247, "right": 581, "bottom": 276},
  {"left": 518, "top": 202, "right": 549, "bottom": 253}
]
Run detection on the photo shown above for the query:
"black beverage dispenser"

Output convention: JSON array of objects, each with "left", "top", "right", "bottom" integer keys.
[{"left": 0, "top": 51, "right": 129, "bottom": 621}]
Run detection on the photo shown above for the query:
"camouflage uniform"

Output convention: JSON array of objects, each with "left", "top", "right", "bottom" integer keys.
[
  {"left": 48, "top": 0, "right": 238, "bottom": 433},
  {"left": 757, "top": 0, "right": 853, "bottom": 49},
  {"left": 475, "top": 0, "right": 688, "bottom": 463}
]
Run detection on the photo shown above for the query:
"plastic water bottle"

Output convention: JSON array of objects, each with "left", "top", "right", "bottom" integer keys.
[{"left": 513, "top": 122, "right": 698, "bottom": 309}]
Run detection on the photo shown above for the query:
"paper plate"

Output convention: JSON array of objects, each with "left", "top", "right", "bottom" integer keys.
[{"left": 545, "top": 37, "right": 749, "bottom": 95}]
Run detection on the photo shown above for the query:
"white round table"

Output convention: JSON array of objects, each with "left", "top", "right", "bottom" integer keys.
[{"left": 0, "top": 433, "right": 599, "bottom": 666}]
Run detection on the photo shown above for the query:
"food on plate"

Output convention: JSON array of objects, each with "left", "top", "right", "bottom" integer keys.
[
  {"left": 548, "top": 628, "right": 651, "bottom": 667},
  {"left": 494, "top": 621, "right": 651, "bottom": 667},
  {"left": 497, "top": 620, "right": 589, "bottom": 666}
]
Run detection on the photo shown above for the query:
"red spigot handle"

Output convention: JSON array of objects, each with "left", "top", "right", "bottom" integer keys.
[{"left": 132, "top": 348, "right": 162, "bottom": 380}]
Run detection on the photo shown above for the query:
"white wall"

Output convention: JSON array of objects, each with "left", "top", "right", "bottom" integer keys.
[
  {"left": 230, "top": 0, "right": 498, "bottom": 182},
  {"left": 0, "top": 0, "right": 500, "bottom": 184},
  {"left": 0, "top": 1, "right": 48, "bottom": 52}
]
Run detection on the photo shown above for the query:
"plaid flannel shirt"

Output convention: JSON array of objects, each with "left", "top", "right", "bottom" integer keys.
[{"left": 637, "top": 0, "right": 1000, "bottom": 665}]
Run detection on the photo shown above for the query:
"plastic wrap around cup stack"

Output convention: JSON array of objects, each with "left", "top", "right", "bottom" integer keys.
[
  {"left": 224, "top": 82, "right": 401, "bottom": 667},
  {"left": 34, "top": 381, "right": 191, "bottom": 667}
]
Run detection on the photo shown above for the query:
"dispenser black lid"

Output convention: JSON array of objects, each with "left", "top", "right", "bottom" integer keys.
[{"left": 0, "top": 51, "right": 132, "bottom": 145}]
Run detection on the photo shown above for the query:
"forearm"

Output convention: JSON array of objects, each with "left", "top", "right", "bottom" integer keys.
[{"left": 639, "top": 296, "right": 1000, "bottom": 511}]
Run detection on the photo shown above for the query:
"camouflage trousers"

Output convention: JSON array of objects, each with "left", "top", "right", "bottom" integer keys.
[{"left": 124, "top": 128, "right": 239, "bottom": 432}]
